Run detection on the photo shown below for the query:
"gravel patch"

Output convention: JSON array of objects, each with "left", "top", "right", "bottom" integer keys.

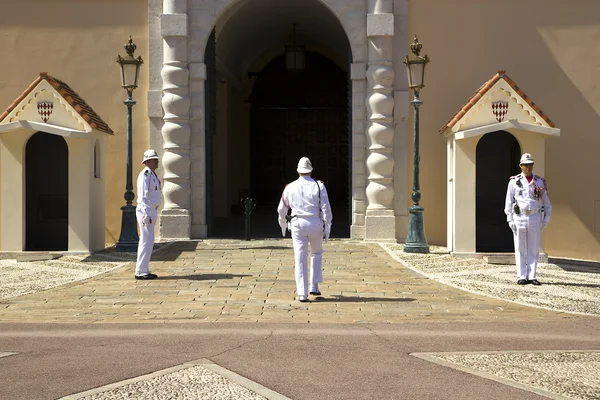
[
  {"left": 413, "top": 351, "right": 600, "bottom": 400},
  {"left": 381, "top": 243, "right": 600, "bottom": 316}
]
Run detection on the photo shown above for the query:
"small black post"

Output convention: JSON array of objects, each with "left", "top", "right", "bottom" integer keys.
[{"left": 240, "top": 197, "right": 257, "bottom": 241}]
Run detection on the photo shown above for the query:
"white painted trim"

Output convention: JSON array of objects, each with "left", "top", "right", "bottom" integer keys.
[
  {"left": 0, "top": 120, "right": 89, "bottom": 138},
  {"left": 455, "top": 119, "right": 560, "bottom": 140}
]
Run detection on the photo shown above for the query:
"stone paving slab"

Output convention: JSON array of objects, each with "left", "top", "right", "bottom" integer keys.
[{"left": 0, "top": 239, "right": 589, "bottom": 324}]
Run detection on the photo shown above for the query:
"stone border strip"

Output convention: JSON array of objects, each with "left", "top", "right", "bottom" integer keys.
[
  {"left": 0, "top": 352, "right": 17, "bottom": 358},
  {"left": 411, "top": 350, "right": 600, "bottom": 400},
  {"left": 58, "top": 358, "right": 291, "bottom": 400}
]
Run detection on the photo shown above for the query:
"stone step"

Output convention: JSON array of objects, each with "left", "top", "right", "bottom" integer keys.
[
  {"left": 484, "top": 253, "right": 548, "bottom": 265},
  {"left": 15, "top": 253, "right": 63, "bottom": 262}
]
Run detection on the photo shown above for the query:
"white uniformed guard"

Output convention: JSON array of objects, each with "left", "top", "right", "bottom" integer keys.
[
  {"left": 135, "top": 149, "right": 162, "bottom": 280},
  {"left": 277, "top": 157, "right": 333, "bottom": 302},
  {"left": 504, "top": 153, "right": 552, "bottom": 286}
]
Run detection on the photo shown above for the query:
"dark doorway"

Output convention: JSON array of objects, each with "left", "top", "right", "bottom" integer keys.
[
  {"left": 25, "top": 132, "right": 68, "bottom": 250},
  {"left": 476, "top": 131, "right": 520, "bottom": 252},
  {"left": 249, "top": 52, "right": 349, "bottom": 238}
]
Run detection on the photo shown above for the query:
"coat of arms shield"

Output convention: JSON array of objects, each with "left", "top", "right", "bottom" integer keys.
[
  {"left": 37, "top": 101, "right": 54, "bottom": 122},
  {"left": 491, "top": 101, "right": 509, "bottom": 122}
]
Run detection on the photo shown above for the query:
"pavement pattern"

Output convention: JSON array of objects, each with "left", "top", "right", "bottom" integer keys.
[{"left": 1, "top": 239, "right": 599, "bottom": 400}]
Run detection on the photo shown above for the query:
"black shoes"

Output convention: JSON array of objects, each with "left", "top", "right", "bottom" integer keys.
[
  {"left": 309, "top": 291, "right": 321, "bottom": 296},
  {"left": 299, "top": 298, "right": 309, "bottom": 303},
  {"left": 135, "top": 273, "right": 158, "bottom": 280},
  {"left": 517, "top": 279, "right": 542, "bottom": 286}
]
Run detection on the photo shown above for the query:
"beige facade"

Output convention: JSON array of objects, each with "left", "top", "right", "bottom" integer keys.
[{"left": 0, "top": 0, "right": 599, "bottom": 261}]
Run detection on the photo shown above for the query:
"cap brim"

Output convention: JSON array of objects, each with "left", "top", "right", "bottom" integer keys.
[
  {"left": 520, "top": 161, "right": 534, "bottom": 165},
  {"left": 297, "top": 168, "right": 312, "bottom": 173}
]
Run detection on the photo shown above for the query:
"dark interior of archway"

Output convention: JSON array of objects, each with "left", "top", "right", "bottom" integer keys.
[
  {"left": 212, "top": 51, "right": 350, "bottom": 239},
  {"left": 25, "top": 132, "right": 68, "bottom": 251},
  {"left": 476, "top": 130, "right": 521, "bottom": 252}
]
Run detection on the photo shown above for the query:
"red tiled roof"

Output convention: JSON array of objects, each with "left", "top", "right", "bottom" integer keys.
[
  {"left": 439, "top": 70, "right": 556, "bottom": 134},
  {"left": 0, "top": 72, "right": 113, "bottom": 134}
]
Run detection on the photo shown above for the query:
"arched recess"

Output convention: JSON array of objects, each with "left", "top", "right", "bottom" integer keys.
[
  {"left": 475, "top": 131, "right": 520, "bottom": 252},
  {"left": 203, "top": 0, "right": 354, "bottom": 239},
  {"left": 25, "top": 132, "right": 68, "bottom": 250}
]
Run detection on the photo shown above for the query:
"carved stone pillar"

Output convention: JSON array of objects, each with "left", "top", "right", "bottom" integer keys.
[
  {"left": 159, "top": 0, "right": 191, "bottom": 238},
  {"left": 365, "top": 0, "right": 396, "bottom": 240}
]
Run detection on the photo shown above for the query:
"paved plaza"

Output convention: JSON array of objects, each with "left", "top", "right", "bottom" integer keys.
[{"left": 1, "top": 239, "right": 599, "bottom": 399}]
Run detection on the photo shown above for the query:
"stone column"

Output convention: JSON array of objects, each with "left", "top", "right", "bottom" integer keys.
[
  {"left": 365, "top": 0, "right": 396, "bottom": 240},
  {"left": 159, "top": 0, "right": 191, "bottom": 238}
]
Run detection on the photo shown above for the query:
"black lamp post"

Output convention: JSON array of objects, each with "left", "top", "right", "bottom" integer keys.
[
  {"left": 403, "top": 36, "right": 430, "bottom": 254},
  {"left": 115, "top": 36, "right": 143, "bottom": 252}
]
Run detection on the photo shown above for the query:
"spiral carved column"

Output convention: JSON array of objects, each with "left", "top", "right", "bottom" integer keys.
[
  {"left": 364, "top": 0, "right": 396, "bottom": 240},
  {"left": 159, "top": 0, "right": 191, "bottom": 238}
]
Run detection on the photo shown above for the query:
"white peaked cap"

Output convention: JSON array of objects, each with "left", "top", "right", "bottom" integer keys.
[
  {"left": 519, "top": 153, "right": 534, "bottom": 165},
  {"left": 142, "top": 149, "right": 159, "bottom": 164},
  {"left": 297, "top": 157, "right": 313, "bottom": 173}
]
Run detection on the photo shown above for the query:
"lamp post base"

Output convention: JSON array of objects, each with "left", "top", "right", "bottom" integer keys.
[
  {"left": 116, "top": 205, "right": 139, "bottom": 252},
  {"left": 404, "top": 205, "right": 429, "bottom": 253}
]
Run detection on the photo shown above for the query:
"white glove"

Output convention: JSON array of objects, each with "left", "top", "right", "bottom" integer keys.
[
  {"left": 142, "top": 215, "right": 152, "bottom": 226},
  {"left": 324, "top": 223, "right": 331, "bottom": 242},
  {"left": 508, "top": 221, "right": 516, "bottom": 232},
  {"left": 279, "top": 218, "right": 287, "bottom": 237}
]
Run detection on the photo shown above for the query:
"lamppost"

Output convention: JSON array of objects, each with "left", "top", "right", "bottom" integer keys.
[
  {"left": 115, "top": 36, "right": 144, "bottom": 252},
  {"left": 403, "top": 36, "right": 430, "bottom": 254}
]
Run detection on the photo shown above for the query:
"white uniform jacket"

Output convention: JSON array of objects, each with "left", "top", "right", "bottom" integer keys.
[
  {"left": 277, "top": 176, "right": 332, "bottom": 229},
  {"left": 136, "top": 167, "right": 162, "bottom": 213},
  {"left": 504, "top": 173, "right": 551, "bottom": 225}
]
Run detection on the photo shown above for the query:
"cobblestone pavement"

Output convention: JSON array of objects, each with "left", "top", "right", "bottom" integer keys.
[
  {"left": 0, "top": 239, "right": 582, "bottom": 323},
  {"left": 1, "top": 239, "right": 599, "bottom": 400}
]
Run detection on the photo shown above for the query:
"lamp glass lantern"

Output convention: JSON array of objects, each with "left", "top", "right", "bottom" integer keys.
[
  {"left": 285, "top": 23, "right": 306, "bottom": 72},
  {"left": 403, "top": 36, "right": 430, "bottom": 90},
  {"left": 117, "top": 37, "right": 144, "bottom": 91}
]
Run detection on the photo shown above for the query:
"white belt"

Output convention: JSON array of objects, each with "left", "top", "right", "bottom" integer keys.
[
  {"left": 519, "top": 209, "right": 539, "bottom": 216},
  {"left": 293, "top": 214, "right": 320, "bottom": 218}
]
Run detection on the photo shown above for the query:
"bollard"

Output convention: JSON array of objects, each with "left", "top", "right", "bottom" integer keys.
[{"left": 240, "top": 197, "right": 257, "bottom": 240}]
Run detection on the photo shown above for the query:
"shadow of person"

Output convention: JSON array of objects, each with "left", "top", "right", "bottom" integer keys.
[
  {"left": 312, "top": 295, "right": 416, "bottom": 303},
  {"left": 158, "top": 274, "right": 252, "bottom": 281}
]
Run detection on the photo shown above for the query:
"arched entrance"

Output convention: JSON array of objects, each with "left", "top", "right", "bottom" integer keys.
[
  {"left": 476, "top": 131, "right": 520, "bottom": 252},
  {"left": 249, "top": 52, "right": 349, "bottom": 237},
  {"left": 25, "top": 132, "right": 68, "bottom": 251},
  {"left": 204, "top": 0, "right": 352, "bottom": 239}
]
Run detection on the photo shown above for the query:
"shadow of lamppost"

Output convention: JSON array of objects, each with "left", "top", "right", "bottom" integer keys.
[
  {"left": 403, "top": 36, "right": 430, "bottom": 254},
  {"left": 115, "top": 36, "right": 143, "bottom": 252}
]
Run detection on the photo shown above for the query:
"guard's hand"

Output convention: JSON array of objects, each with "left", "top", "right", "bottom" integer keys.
[
  {"left": 142, "top": 215, "right": 152, "bottom": 226},
  {"left": 324, "top": 223, "right": 331, "bottom": 242},
  {"left": 508, "top": 221, "right": 516, "bottom": 232}
]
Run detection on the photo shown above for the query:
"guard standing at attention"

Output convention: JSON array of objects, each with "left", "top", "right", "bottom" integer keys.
[
  {"left": 135, "top": 149, "right": 162, "bottom": 280},
  {"left": 504, "top": 153, "right": 552, "bottom": 286},
  {"left": 278, "top": 157, "right": 333, "bottom": 302}
]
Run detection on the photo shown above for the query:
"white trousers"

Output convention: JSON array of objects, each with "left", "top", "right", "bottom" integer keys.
[
  {"left": 512, "top": 213, "right": 541, "bottom": 280},
  {"left": 291, "top": 217, "right": 324, "bottom": 297},
  {"left": 135, "top": 207, "right": 157, "bottom": 276}
]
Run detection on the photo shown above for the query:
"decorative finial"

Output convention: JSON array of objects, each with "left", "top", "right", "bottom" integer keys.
[
  {"left": 410, "top": 35, "right": 422, "bottom": 57},
  {"left": 125, "top": 36, "right": 137, "bottom": 57}
]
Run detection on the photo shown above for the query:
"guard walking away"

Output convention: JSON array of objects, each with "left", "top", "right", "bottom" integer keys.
[
  {"left": 135, "top": 149, "right": 162, "bottom": 280},
  {"left": 278, "top": 157, "right": 333, "bottom": 302},
  {"left": 504, "top": 153, "right": 552, "bottom": 286}
]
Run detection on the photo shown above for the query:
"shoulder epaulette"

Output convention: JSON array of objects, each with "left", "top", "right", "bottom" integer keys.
[
  {"left": 510, "top": 174, "right": 521, "bottom": 180},
  {"left": 318, "top": 180, "right": 324, "bottom": 184},
  {"left": 144, "top": 170, "right": 149, "bottom": 175}
]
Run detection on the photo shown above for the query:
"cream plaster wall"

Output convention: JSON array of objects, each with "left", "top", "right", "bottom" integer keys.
[
  {"left": 409, "top": 0, "right": 600, "bottom": 260},
  {"left": 0, "top": 0, "right": 149, "bottom": 246}
]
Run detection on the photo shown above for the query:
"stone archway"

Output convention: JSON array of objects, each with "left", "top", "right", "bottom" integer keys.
[
  {"left": 475, "top": 131, "right": 520, "bottom": 252},
  {"left": 153, "top": 0, "right": 406, "bottom": 241},
  {"left": 25, "top": 132, "right": 68, "bottom": 251}
]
